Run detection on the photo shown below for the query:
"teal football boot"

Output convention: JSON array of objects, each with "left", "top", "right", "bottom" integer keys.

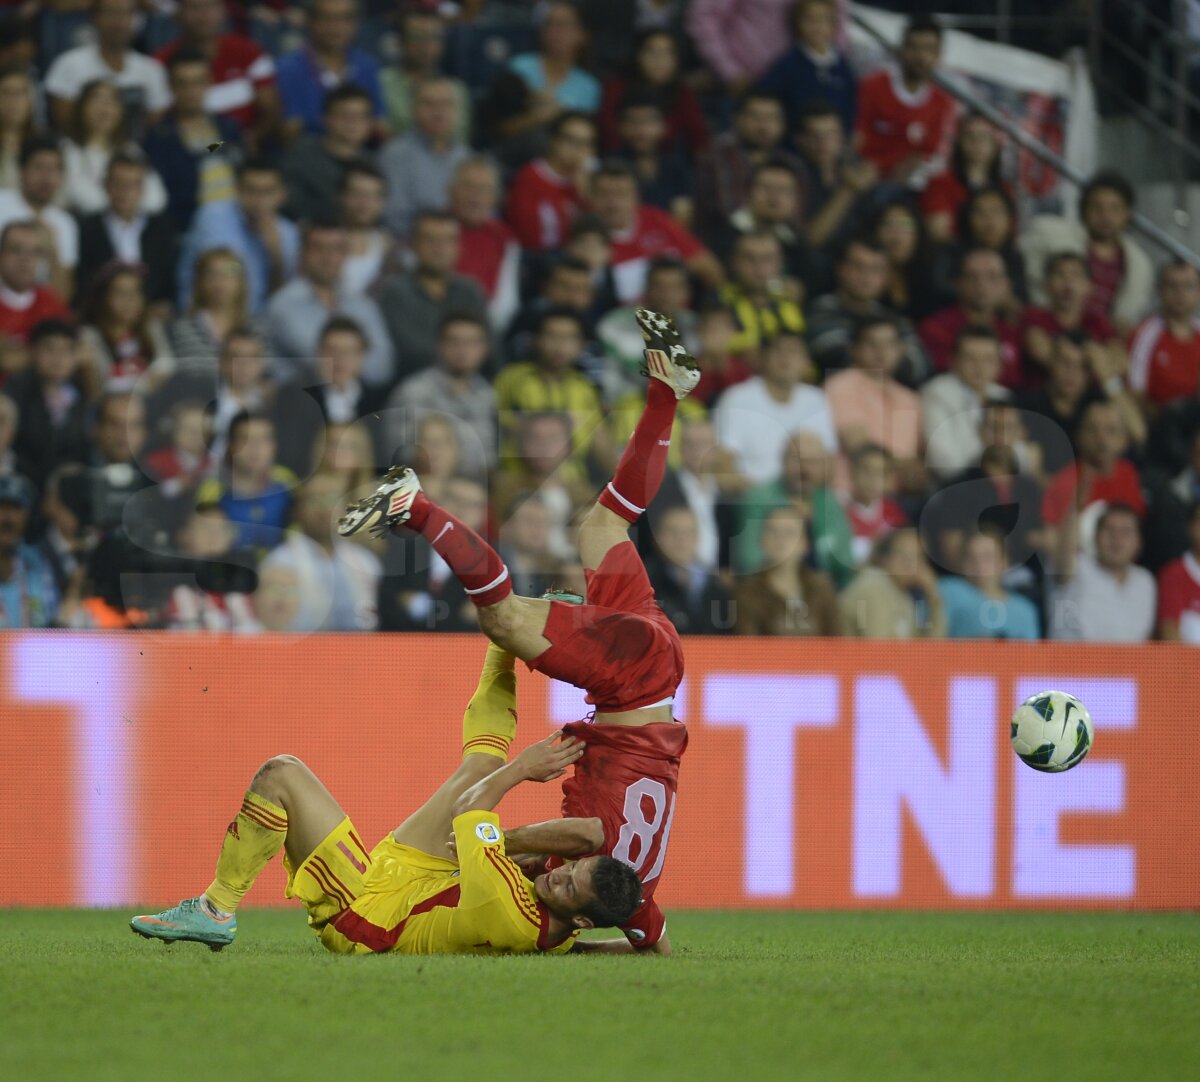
[{"left": 130, "top": 896, "right": 237, "bottom": 951}]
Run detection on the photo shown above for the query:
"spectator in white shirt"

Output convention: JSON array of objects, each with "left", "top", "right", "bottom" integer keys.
[
  {"left": 0, "top": 136, "right": 78, "bottom": 299},
  {"left": 338, "top": 161, "right": 398, "bottom": 296},
  {"left": 76, "top": 150, "right": 179, "bottom": 312},
  {"left": 713, "top": 331, "right": 837, "bottom": 484},
  {"left": 44, "top": 0, "right": 171, "bottom": 136},
  {"left": 61, "top": 79, "right": 169, "bottom": 217},
  {"left": 1050, "top": 502, "right": 1156, "bottom": 641},
  {"left": 259, "top": 470, "right": 382, "bottom": 631},
  {"left": 263, "top": 217, "right": 393, "bottom": 388},
  {"left": 921, "top": 326, "right": 1010, "bottom": 482}
]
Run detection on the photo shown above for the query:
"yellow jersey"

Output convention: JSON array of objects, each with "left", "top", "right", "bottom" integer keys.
[{"left": 315, "top": 812, "right": 577, "bottom": 956}]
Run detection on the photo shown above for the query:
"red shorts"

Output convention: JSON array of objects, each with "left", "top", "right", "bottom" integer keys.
[{"left": 529, "top": 541, "right": 684, "bottom": 712}]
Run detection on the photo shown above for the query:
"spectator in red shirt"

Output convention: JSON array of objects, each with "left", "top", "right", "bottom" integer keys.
[
  {"left": 921, "top": 113, "right": 1005, "bottom": 243},
  {"left": 1157, "top": 501, "right": 1200, "bottom": 642},
  {"left": 1041, "top": 399, "right": 1146, "bottom": 531},
  {"left": 588, "top": 159, "right": 723, "bottom": 302},
  {"left": 919, "top": 248, "right": 1025, "bottom": 389},
  {"left": 855, "top": 15, "right": 956, "bottom": 186},
  {"left": 841, "top": 442, "right": 908, "bottom": 567},
  {"left": 450, "top": 157, "right": 520, "bottom": 334},
  {"left": 0, "top": 222, "right": 70, "bottom": 353},
  {"left": 504, "top": 111, "right": 595, "bottom": 251},
  {"left": 155, "top": 0, "right": 280, "bottom": 152},
  {"left": 1129, "top": 260, "right": 1200, "bottom": 411},
  {"left": 144, "top": 400, "right": 214, "bottom": 493},
  {"left": 1020, "top": 251, "right": 1122, "bottom": 380},
  {"left": 598, "top": 29, "right": 709, "bottom": 157}
]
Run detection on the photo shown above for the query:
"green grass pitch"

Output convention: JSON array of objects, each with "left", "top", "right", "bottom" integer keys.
[{"left": 1, "top": 909, "right": 1198, "bottom": 1081}]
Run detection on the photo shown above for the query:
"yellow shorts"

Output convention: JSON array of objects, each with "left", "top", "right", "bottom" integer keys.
[
  {"left": 283, "top": 817, "right": 373, "bottom": 933},
  {"left": 286, "top": 821, "right": 461, "bottom": 955}
]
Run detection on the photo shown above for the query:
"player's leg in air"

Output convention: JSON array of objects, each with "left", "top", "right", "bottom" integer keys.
[
  {"left": 340, "top": 310, "right": 696, "bottom": 954},
  {"left": 129, "top": 645, "right": 545, "bottom": 950},
  {"left": 337, "top": 307, "right": 697, "bottom": 718}
]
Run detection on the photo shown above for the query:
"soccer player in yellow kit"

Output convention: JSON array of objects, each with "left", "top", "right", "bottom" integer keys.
[{"left": 130, "top": 646, "right": 643, "bottom": 954}]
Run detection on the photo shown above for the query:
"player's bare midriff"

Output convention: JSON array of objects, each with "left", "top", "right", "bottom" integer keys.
[{"left": 593, "top": 704, "right": 675, "bottom": 727}]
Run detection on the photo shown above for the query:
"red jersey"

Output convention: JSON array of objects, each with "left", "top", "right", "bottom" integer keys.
[
  {"left": 693, "top": 354, "right": 754, "bottom": 406},
  {"left": 855, "top": 68, "right": 957, "bottom": 178},
  {"left": 504, "top": 159, "right": 583, "bottom": 250},
  {"left": 144, "top": 446, "right": 214, "bottom": 484},
  {"left": 0, "top": 286, "right": 71, "bottom": 346},
  {"left": 609, "top": 205, "right": 705, "bottom": 303},
  {"left": 918, "top": 304, "right": 1025, "bottom": 389},
  {"left": 456, "top": 218, "right": 516, "bottom": 299},
  {"left": 1019, "top": 306, "right": 1117, "bottom": 346},
  {"left": 1086, "top": 244, "right": 1124, "bottom": 325},
  {"left": 1127, "top": 315, "right": 1200, "bottom": 406},
  {"left": 556, "top": 720, "right": 687, "bottom": 950},
  {"left": 842, "top": 495, "right": 908, "bottom": 565},
  {"left": 920, "top": 170, "right": 968, "bottom": 230},
  {"left": 1157, "top": 552, "right": 1200, "bottom": 642},
  {"left": 1040, "top": 459, "right": 1145, "bottom": 526},
  {"left": 156, "top": 34, "right": 276, "bottom": 130}
]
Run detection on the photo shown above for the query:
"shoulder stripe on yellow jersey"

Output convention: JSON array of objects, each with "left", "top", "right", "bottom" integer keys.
[
  {"left": 348, "top": 830, "right": 371, "bottom": 861},
  {"left": 483, "top": 847, "right": 542, "bottom": 929}
]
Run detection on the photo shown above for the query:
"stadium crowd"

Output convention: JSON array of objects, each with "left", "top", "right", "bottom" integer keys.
[{"left": 0, "top": 0, "right": 1196, "bottom": 643}]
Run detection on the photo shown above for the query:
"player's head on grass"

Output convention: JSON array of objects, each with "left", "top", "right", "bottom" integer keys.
[{"left": 534, "top": 856, "right": 641, "bottom": 930}]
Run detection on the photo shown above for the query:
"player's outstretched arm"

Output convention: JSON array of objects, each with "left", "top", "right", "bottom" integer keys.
[
  {"left": 502, "top": 817, "right": 605, "bottom": 858},
  {"left": 451, "top": 732, "right": 584, "bottom": 817},
  {"left": 573, "top": 937, "right": 636, "bottom": 954},
  {"left": 573, "top": 929, "right": 673, "bottom": 956}
]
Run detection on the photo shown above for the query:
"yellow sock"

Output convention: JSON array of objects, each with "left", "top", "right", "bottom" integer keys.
[
  {"left": 462, "top": 641, "right": 518, "bottom": 761},
  {"left": 204, "top": 792, "right": 288, "bottom": 914}
]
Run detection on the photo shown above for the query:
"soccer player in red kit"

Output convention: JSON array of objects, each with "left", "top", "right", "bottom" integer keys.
[{"left": 339, "top": 309, "right": 697, "bottom": 954}]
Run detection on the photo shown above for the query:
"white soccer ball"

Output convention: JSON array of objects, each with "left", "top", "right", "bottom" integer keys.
[{"left": 1011, "top": 690, "right": 1094, "bottom": 773}]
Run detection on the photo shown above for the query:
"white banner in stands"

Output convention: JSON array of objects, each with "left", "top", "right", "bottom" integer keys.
[{"left": 849, "top": 3, "right": 1099, "bottom": 211}]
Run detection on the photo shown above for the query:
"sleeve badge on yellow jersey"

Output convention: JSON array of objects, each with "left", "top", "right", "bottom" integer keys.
[{"left": 476, "top": 822, "right": 502, "bottom": 844}]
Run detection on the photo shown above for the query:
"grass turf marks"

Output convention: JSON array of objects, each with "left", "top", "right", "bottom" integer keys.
[{"left": 1, "top": 910, "right": 1197, "bottom": 1082}]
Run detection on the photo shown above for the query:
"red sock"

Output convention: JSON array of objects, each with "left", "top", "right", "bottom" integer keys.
[
  {"left": 598, "top": 379, "right": 679, "bottom": 524},
  {"left": 402, "top": 493, "right": 512, "bottom": 607}
]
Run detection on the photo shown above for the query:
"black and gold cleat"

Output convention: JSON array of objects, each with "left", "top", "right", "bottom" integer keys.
[{"left": 634, "top": 308, "right": 700, "bottom": 400}]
